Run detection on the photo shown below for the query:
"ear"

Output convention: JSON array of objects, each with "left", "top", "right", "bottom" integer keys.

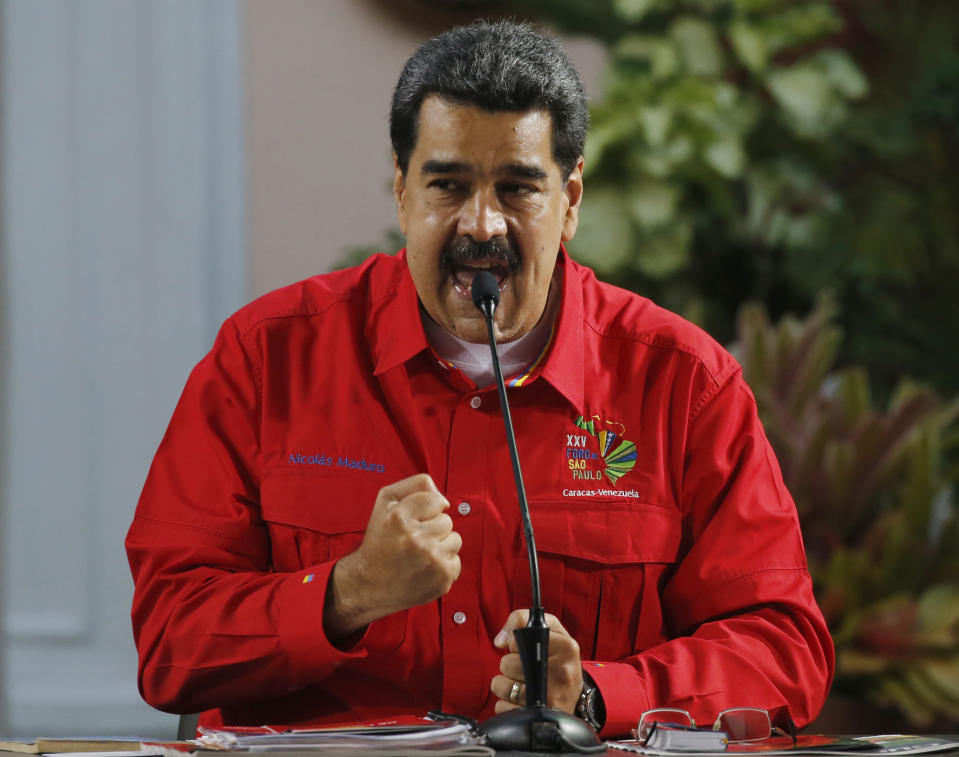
[
  {"left": 392, "top": 153, "right": 408, "bottom": 235},
  {"left": 560, "top": 156, "right": 584, "bottom": 243}
]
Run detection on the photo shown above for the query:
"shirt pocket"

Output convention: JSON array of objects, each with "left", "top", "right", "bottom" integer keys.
[
  {"left": 513, "top": 502, "right": 682, "bottom": 661},
  {"left": 260, "top": 471, "right": 381, "bottom": 572},
  {"left": 261, "top": 470, "right": 410, "bottom": 654}
]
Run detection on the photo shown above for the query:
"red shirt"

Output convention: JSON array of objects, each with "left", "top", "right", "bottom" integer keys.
[{"left": 126, "top": 250, "right": 833, "bottom": 737}]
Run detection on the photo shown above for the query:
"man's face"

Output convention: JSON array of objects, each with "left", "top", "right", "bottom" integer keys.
[{"left": 394, "top": 95, "right": 583, "bottom": 344}]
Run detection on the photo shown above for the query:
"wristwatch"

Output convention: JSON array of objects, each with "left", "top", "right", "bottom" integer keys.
[{"left": 575, "top": 671, "right": 606, "bottom": 732}]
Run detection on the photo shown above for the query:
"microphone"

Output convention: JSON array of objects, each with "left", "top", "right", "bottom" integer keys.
[
  {"left": 471, "top": 268, "right": 500, "bottom": 320},
  {"left": 471, "top": 271, "right": 603, "bottom": 753}
]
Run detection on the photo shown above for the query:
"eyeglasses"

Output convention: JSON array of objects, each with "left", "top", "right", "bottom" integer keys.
[{"left": 634, "top": 707, "right": 797, "bottom": 744}]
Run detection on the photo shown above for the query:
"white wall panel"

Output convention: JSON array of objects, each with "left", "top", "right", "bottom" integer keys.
[{"left": 1, "top": 0, "right": 245, "bottom": 737}]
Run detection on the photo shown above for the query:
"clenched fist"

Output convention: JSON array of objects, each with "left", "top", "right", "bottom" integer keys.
[{"left": 323, "top": 474, "right": 463, "bottom": 641}]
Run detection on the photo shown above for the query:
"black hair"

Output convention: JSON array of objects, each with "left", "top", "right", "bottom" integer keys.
[{"left": 390, "top": 20, "right": 588, "bottom": 180}]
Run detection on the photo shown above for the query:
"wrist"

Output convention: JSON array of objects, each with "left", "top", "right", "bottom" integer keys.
[{"left": 322, "top": 553, "right": 378, "bottom": 642}]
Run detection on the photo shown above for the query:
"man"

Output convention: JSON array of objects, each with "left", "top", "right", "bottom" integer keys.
[{"left": 126, "top": 20, "right": 833, "bottom": 737}]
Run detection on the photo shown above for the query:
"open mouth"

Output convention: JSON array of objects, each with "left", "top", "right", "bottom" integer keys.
[{"left": 449, "top": 262, "right": 512, "bottom": 297}]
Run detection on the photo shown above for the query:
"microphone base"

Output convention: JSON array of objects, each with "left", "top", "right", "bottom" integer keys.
[{"left": 478, "top": 705, "right": 604, "bottom": 753}]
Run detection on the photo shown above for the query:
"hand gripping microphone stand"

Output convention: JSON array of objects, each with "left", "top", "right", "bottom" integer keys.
[{"left": 471, "top": 271, "right": 604, "bottom": 754}]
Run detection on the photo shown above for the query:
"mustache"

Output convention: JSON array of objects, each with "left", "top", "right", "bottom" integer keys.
[{"left": 441, "top": 237, "right": 519, "bottom": 269}]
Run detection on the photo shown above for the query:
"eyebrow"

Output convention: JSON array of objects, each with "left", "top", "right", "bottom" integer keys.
[
  {"left": 502, "top": 162, "right": 549, "bottom": 180},
  {"left": 420, "top": 159, "right": 549, "bottom": 181},
  {"left": 421, "top": 160, "right": 470, "bottom": 175}
]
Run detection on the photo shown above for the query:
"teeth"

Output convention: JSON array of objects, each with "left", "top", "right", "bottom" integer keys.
[
  {"left": 447, "top": 259, "right": 512, "bottom": 299},
  {"left": 449, "top": 272, "right": 510, "bottom": 296}
]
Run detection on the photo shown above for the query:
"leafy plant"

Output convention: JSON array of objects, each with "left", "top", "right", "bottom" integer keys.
[
  {"left": 506, "top": 0, "right": 866, "bottom": 334},
  {"left": 732, "top": 299, "right": 959, "bottom": 728},
  {"left": 503, "top": 0, "right": 959, "bottom": 402}
]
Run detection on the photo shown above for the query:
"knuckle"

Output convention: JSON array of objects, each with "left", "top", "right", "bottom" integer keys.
[
  {"left": 411, "top": 472, "right": 434, "bottom": 491},
  {"left": 404, "top": 491, "right": 428, "bottom": 512},
  {"left": 558, "top": 661, "right": 580, "bottom": 686},
  {"left": 385, "top": 506, "right": 408, "bottom": 530},
  {"left": 410, "top": 524, "right": 431, "bottom": 548}
]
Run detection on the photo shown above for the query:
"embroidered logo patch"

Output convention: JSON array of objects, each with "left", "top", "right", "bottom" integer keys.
[{"left": 566, "top": 415, "right": 637, "bottom": 485}]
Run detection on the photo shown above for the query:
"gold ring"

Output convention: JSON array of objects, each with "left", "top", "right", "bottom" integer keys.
[{"left": 509, "top": 680, "right": 522, "bottom": 704}]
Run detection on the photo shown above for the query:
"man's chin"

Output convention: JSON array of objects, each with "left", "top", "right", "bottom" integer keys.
[
  {"left": 438, "top": 296, "right": 528, "bottom": 344},
  {"left": 446, "top": 316, "right": 491, "bottom": 345},
  {"left": 452, "top": 317, "right": 530, "bottom": 346}
]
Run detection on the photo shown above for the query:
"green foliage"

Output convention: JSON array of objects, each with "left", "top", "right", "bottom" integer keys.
[
  {"left": 506, "top": 0, "right": 959, "bottom": 401},
  {"left": 733, "top": 300, "right": 959, "bottom": 727},
  {"left": 507, "top": 0, "right": 863, "bottom": 334}
]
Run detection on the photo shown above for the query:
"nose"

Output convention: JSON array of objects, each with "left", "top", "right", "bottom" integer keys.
[{"left": 457, "top": 189, "right": 507, "bottom": 242}]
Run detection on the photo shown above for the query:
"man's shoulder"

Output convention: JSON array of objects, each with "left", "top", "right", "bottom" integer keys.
[
  {"left": 227, "top": 253, "right": 406, "bottom": 337},
  {"left": 573, "top": 260, "right": 739, "bottom": 385}
]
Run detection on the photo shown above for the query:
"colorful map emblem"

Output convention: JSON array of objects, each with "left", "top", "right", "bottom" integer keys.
[{"left": 569, "top": 415, "right": 638, "bottom": 485}]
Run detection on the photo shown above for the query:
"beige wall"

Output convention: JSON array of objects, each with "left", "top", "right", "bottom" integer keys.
[{"left": 245, "top": 0, "right": 605, "bottom": 298}]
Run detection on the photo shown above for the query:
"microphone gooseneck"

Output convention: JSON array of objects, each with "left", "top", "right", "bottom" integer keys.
[
  {"left": 470, "top": 271, "right": 544, "bottom": 622},
  {"left": 470, "top": 270, "right": 603, "bottom": 754}
]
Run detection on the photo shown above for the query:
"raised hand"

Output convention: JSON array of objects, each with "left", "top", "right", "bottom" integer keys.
[{"left": 323, "top": 474, "right": 462, "bottom": 640}]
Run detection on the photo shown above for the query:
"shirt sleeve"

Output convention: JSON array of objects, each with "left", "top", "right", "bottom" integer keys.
[
  {"left": 584, "top": 371, "right": 834, "bottom": 738},
  {"left": 125, "top": 319, "right": 373, "bottom": 714}
]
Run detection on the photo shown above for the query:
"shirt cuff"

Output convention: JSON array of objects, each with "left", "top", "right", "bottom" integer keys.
[
  {"left": 276, "top": 561, "right": 369, "bottom": 686},
  {"left": 582, "top": 660, "right": 650, "bottom": 739}
]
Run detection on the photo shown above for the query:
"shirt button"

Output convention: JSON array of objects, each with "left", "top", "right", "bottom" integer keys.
[
  {"left": 457, "top": 501, "right": 472, "bottom": 516},
  {"left": 469, "top": 396, "right": 482, "bottom": 409},
  {"left": 453, "top": 611, "right": 467, "bottom": 625}
]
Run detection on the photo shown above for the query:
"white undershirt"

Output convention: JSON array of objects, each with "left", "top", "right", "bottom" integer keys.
[{"left": 422, "top": 269, "right": 562, "bottom": 388}]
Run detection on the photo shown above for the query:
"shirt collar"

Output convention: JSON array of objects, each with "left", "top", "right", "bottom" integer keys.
[
  {"left": 538, "top": 246, "right": 585, "bottom": 415},
  {"left": 369, "top": 250, "right": 429, "bottom": 376},
  {"left": 368, "top": 246, "right": 586, "bottom": 416}
]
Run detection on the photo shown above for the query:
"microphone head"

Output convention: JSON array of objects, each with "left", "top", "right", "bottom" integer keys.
[{"left": 471, "top": 270, "right": 501, "bottom": 314}]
